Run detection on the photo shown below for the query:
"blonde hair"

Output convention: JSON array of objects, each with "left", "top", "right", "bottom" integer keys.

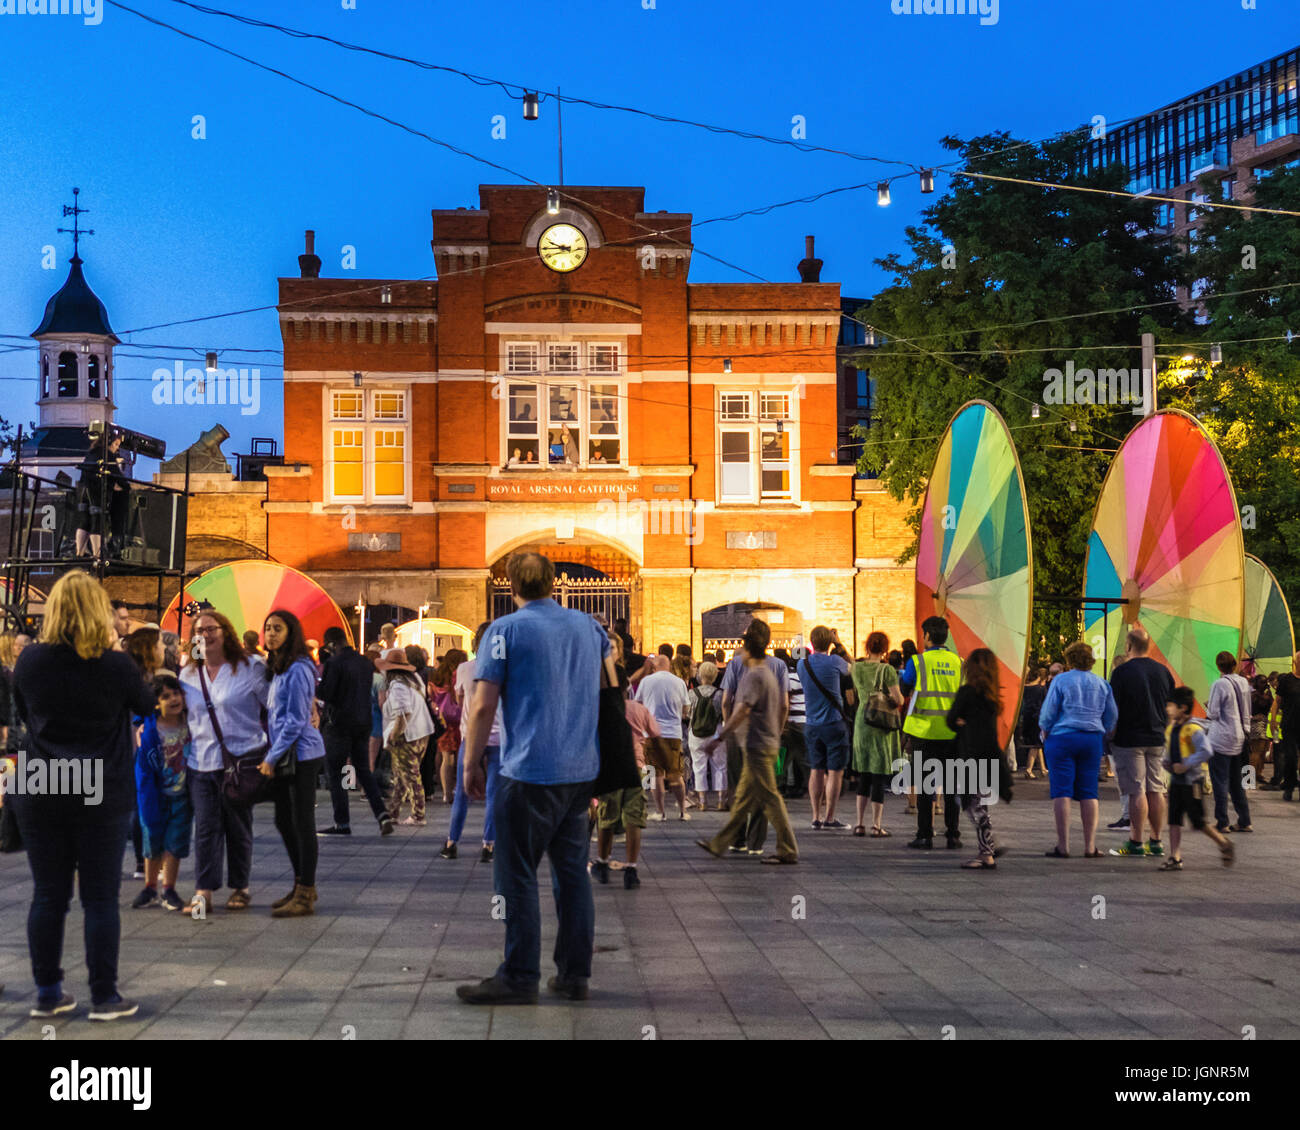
[
  {"left": 697, "top": 660, "right": 718, "bottom": 685},
  {"left": 0, "top": 631, "right": 16, "bottom": 669},
  {"left": 39, "top": 570, "right": 116, "bottom": 660}
]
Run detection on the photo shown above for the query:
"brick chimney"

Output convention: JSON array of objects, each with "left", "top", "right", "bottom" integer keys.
[
  {"left": 797, "top": 235, "right": 822, "bottom": 283},
  {"left": 298, "top": 229, "right": 322, "bottom": 279}
]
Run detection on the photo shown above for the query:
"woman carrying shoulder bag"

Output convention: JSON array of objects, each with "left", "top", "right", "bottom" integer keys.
[
  {"left": 260, "top": 609, "right": 327, "bottom": 918},
  {"left": 851, "top": 632, "right": 903, "bottom": 838},
  {"left": 380, "top": 648, "right": 436, "bottom": 825}
]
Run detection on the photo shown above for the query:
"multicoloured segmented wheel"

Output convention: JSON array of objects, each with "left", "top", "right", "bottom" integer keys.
[
  {"left": 914, "top": 400, "right": 1033, "bottom": 750},
  {"left": 1083, "top": 410, "right": 1244, "bottom": 709},
  {"left": 1243, "top": 554, "right": 1295, "bottom": 677}
]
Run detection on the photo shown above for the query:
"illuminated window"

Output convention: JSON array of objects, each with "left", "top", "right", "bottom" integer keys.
[
  {"left": 589, "top": 343, "right": 621, "bottom": 373},
  {"left": 720, "top": 393, "right": 752, "bottom": 421},
  {"left": 760, "top": 429, "right": 792, "bottom": 499},
  {"left": 760, "top": 393, "right": 790, "bottom": 420},
  {"left": 326, "top": 386, "right": 410, "bottom": 504},
  {"left": 331, "top": 428, "right": 364, "bottom": 498},
  {"left": 717, "top": 389, "right": 798, "bottom": 504},
  {"left": 548, "top": 343, "right": 581, "bottom": 373},
  {"left": 500, "top": 369, "right": 625, "bottom": 470}
]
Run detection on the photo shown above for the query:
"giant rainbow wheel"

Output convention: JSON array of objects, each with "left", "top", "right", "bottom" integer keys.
[
  {"left": 1244, "top": 554, "right": 1295, "bottom": 677},
  {"left": 164, "top": 560, "right": 353, "bottom": 648},
  {"left": 1083, "top": 410, "right": 1243, "bottom": 708},
  {"left": 915, "top": 400, "right": 1033, "bottom": 750}
]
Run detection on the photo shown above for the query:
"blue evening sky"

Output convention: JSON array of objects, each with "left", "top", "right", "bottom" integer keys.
[{"left": 0, "top": 0, "right": 1294, "bottom": 470}]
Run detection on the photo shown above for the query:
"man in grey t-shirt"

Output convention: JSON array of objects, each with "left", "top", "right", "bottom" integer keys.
[{"left": 696, "top": 620, "right": 798, "bottom": 864}]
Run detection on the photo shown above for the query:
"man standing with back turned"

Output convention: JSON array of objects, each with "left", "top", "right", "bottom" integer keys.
[
  {"left": 457, "top": 552, "right": 612, "bottom": 1005},
  {"left": 1108, "top": 628, "right": 1175, "bottom": 858}
]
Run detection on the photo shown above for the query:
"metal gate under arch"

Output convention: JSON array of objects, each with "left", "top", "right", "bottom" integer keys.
[{"left": 491, "top": 572, "right": 630, "bottom": 624}]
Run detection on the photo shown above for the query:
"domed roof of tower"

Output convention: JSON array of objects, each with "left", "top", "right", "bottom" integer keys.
[{"left": 32, "top": 255, "right": 117, "bottom": 340}]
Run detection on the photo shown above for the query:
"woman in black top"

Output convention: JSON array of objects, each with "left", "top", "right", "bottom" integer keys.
[
  {"left": 10, "top": 570, "right": 154, "bottom": 1021},
  {"left": 74, "top": 429, "right": 128, "bottom": 558},
  {"left": 945, "top": 647, "right": 1005, "bottom": 870},
  {"left": 1018, "top": 665, "right": 1049, "bottom": 779}
]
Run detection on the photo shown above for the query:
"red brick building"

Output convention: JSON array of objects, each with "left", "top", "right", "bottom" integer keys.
[{"left": 268, "top": 185, "right": 913, "bottom": 652}]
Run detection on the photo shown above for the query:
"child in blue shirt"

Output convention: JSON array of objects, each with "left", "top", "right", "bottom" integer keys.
[
  {"left": 1161, "top": 686, "right": 1234, "bottom": 871},
  {"left": 132, "top": 675, "right": 194, "bottom": 911}
]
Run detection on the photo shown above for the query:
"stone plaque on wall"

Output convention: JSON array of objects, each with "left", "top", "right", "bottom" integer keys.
[
  {"left": 725, "top": 531, "right": 776, "bottom": 550},
  {"left": 349, "top": 532, "right": 401, "bottom": 552}
]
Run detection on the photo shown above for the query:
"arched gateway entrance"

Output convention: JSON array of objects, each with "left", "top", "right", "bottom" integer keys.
[{"left": 489, "top": 541, "right": 638, "bottom": 626}]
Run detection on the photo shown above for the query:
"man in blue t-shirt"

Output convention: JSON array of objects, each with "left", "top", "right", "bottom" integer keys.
[
  {"left": 797, "top": 626, "right": 852, "bottom": 829},
  {"left": 457, "top": 552, "right": 613, "bottom": 1006}
]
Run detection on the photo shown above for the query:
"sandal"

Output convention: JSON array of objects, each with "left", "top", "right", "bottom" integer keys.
[
  {"left": 852, "top": 825, "right": 867, "bottom": 837},
  {"left": 871, "top": 827, "right": 891, "bottom": 837},
  {"left": 225, "top": 889, "right": 251, "bottom": 911},
  {"left": 1084, "top": 849, "right": 1103, "bottom": 858},
  {"left": 1159, "top": 858, "right": 1183, "bottom": 871},
  {"left": 1044, "top": 847, "right": 1070, "bottom": 858},
  {"left": 962, "top": 858, "right": 996, "bottom": 869}
]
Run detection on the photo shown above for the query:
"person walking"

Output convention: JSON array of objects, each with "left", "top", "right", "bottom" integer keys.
[
  {"left": 1161, "top": 687, "right": 1235, "bottom": 871},
  {"left": 10, "top": 570, "right": 155, "bottom": 1020},
  {"left": 635, "top": 654, "right": 690, "bottom": 820},
  {"left": 1206, "top": 651, "right": 1253, "bottom": 833},
  {"left": 316, "top": 626, "right": 394, "bottom": 837},
  {"left": 379, "top": 648, "right": 436, "bottom": 825},
  {"left": 1018, "top": 666, "right": 1048, "bottom": 779},
  {"left": 1269, "top": 652, "right": 1300, "bottom": 800},
  {"left": 851, "top": 631, "right": 903, "bottom": 837},
  {"left": 1107, "top": 629, "right": 1176, "bottom": 858},
  {"left": 902, "top": 617, "right": 964, "bottom": 850},
  {"left": 442, "top": 622, "right": 504, "bottom": 862},
  {"left": 686, "top": 660, "right": 726, "bottom": 810},
  {"left": 1040, "top": 641, "right": 1117, "bottom": 859},
  {"left": 429, "top": 649, "right": 468, "bottom": 804},
  {"left": 180, "top": 609, "right": 268, "bottom": 914},
  {"left": 457, "top": 552, "right": 610, "bottom": 1005},
  {"left": 945, "top": 648, "right": 1006, "bottom": 869},
  {"left": 797, "top": 626, "right": 852, "bottom": 830},
  {"left": 719, "top": 629, "right": 790, "bottom": 854},
  {"left": 259, "top": 610, "right": 327, "bottom": 917},
  {"left": 696, "top": 619, "right": 799, "bottom": 865}
]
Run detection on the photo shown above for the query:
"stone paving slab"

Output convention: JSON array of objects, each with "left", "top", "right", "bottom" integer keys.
[{"left": 1, "top": 776, "right": 1298, "bottom": 1039}]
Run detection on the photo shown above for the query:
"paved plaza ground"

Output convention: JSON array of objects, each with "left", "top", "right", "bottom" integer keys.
[{"left": 1, "top": 777, "right": 1298, "bottom": 1041}]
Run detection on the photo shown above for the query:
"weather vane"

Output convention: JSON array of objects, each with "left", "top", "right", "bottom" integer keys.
[{"left": 57, "top": 187, "right": 94, "bottom": 259}]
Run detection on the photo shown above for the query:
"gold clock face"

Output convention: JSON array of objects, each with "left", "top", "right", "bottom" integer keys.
[{"left": 538, "top": 223, "right": 589, "bottom": 273}]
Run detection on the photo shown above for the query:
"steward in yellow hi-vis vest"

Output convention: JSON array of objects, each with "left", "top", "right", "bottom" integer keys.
[{"left": 903, "top": 647, "right": 963, "bottom": 742}]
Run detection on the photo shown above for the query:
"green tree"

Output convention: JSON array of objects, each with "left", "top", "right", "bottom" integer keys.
[
  {"left": 855, "top": 131, "right": 1190, "bottom": 655},
  {"left": 1163, "top": 165, "right": 1300, "bottom": 614}
]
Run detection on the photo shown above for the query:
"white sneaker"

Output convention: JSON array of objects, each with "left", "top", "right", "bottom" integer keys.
[
  {"left": 678, "top": 812, "right": 691, "bottom": 821},
  {"left": 649, "top": 812, "right": 666, "bottom": 822}
]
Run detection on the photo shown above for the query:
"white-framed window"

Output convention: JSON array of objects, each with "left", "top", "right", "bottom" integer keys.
[
  {"left": 501, "top": 379, "right": 625, "bottom": 470},
  {"left": 716, "top": 389, "right": 798, "bottom": 503},
  {"left": 326, "top": 388, "right": 410, "bottom": 503},
  {"left": 547, "top": 342, "right": 581, "bottom": 374},
  {"left": 507, "top": 342, "right": 539, "bottom": 373},
  {"left": 589, "top": 343, "right": 621, "bottom": 373}
]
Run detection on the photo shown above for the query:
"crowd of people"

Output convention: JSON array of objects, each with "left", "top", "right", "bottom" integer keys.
[{"left": 0, "top": 563, "right": 1297, "bottom": 1015}]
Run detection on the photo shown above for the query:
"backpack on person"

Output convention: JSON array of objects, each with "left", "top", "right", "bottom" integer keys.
[{"left": 690, "top": 684, "right": 722, "bottom": 738}]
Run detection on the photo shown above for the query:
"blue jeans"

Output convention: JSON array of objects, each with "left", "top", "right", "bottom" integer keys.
[
  {"left": 1208, "top": 752, "right": 1251, "bottom": 829},
  {"left": 449, "top": 744, "right": 500, "bottom": 844},
  {"left": 492, "top": 776, "right": 594, "bottom": 988},
  {"left": 13, "top": 801, "right": 132, "bottom": 1005}
]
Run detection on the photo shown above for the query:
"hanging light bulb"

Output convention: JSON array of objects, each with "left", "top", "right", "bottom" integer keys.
[
  {"left": 776, "top": 419, "right": 784, "bottom": 434},
  {"left": 206, "top": 351, "right": 218, "bottom": 372},
  {"left": 1031, "top": 404, "right": 1041, "bottom": 419},
  {"left": 522, "top": 91, "right": 539, "bottom": 120},
  {"left": 79, "top": 341, "right": 90, "bottom": 355},
  {"left": 1210, "top": 343, "right": 1223, "bottom": 364},
  {"left": 353, "top": 371, "right": 363, "bottom": 388},
  {"left": 920, "top": 169, "right": 935, "bottom": 194},
  {"left": 723, "top": 358, "right": 732, "bottom": 374},
  {"left": 546, "top": 187, "right": 560, "bottom": 215},
  {"left": 1069, "top": 420, "right": 1078, "bottom": 432},
  {"left": 380, "top": 285, "right": 392, "bottom": 304},
  {"left": 877, "top": 182, "right": 891, "bottom": 207}
]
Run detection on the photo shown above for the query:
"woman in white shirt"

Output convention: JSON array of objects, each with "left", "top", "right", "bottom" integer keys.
[
  {"left": 686, "top": 661, "right": 726, "bottom": 810},
  {"left": 378, "top": 648, "right": 435, "bottom": 825},
  {"left": 180, "top": 609, "right": 269, "bottom": 914}
]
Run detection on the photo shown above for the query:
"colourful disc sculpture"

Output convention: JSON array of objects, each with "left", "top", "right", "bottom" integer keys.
[
  {"left": 1083, "top": 410, "right": 1244, "bottom": 708},
  {"left": 914, "top": 400, "right": 1033, "bottom": 751},
  {"left": 1243, "top": 554, "right": 1295, "bottom": 676},
  {"left": 163, "top": 560, "right": 353, "bottom": 647}
]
